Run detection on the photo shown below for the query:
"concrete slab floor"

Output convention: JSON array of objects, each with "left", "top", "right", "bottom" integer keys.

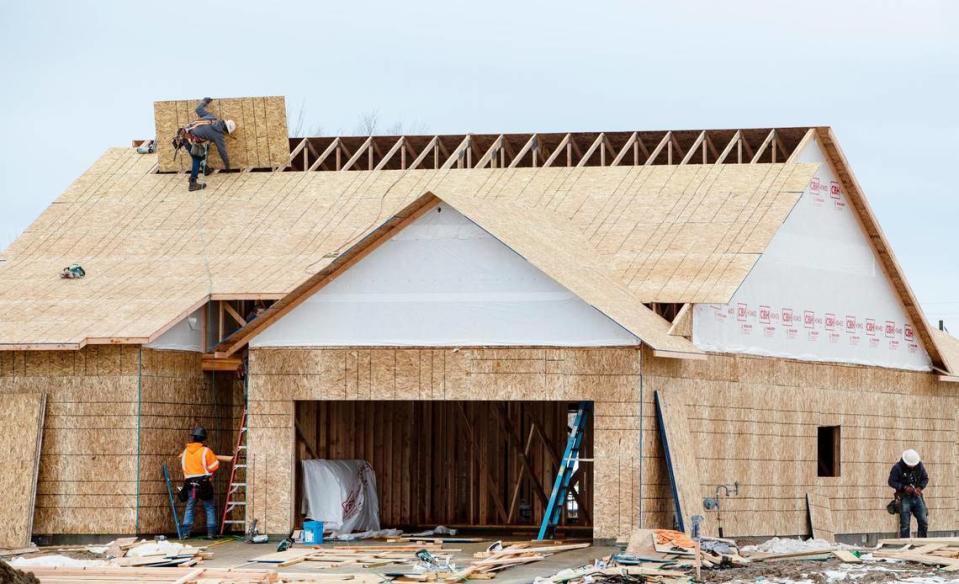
[{"left": 190, "top": 537, "right": 618, "bottom": 583}]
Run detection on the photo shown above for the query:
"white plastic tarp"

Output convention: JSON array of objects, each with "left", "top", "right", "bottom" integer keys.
[
  {"left": 251, "top": 204, "right": 639, "bottom": 348},
  {"left": 693, "top": 137, "right": 931, "bottom": 371},
  {"left": 300, "top": 459, "right": 380, "bottom": 533}
]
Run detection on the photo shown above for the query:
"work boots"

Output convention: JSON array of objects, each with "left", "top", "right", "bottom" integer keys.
[{"left": 188, "top": 178, "right": 207, "bottom": 192}]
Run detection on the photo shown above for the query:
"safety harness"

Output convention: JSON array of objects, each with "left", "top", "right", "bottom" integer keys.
[{"left": 172, "top": 119, "right": 215, "bottom": 161}]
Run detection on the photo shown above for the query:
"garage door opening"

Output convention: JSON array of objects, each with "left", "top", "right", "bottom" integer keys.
[{"left": 293, "top": 400, "right": 593, "bottom": 536}]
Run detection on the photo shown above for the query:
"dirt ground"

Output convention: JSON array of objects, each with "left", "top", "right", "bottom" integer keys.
[
  {"left": 703, "top": 557, "right": 945, "bottom": 584},
  {"left": 0, "top": 561, "right": 41, "bottom": 584}
]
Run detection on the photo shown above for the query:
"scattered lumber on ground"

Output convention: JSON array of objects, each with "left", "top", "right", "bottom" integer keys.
[
  {"left": 445, "top": 541, "right": 591, "bottom": 581},
  {"left": 3, "top": 538, "right": 213, "bottom": 571},
  {"left": 389, "top": 537, "right": 486, "bottom": 544},
  {"left": 543, "top": 533, "right": 959, "bottom": 584},
  {"left": 873, "top": 537, "right": 959, "bottom": 571},
  {"left": 25, "top": 533, "right": 959, "bottom": 584},
  {"left": 251, "top": 542, "right": 456, "bottom": 569},
  {"left": 251, "top": 539, "right": 591, "bottom": 581},
  {"left": 14, "top": 565, "right": 387, "bottom": 583}
]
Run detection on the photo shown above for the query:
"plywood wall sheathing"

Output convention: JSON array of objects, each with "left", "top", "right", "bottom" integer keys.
[
  {"left": 247, "top": 346, "right": 654, "bottom": 538},
  {"left": 0, "top": 150, "right": 816, "bottom": 348},
  {"left": 0, "top": 347, "right": 235, "bottom": 536},
  {"left": 136, "top": 349, "right": 242, "bottom": 534},
  {"left": 654, "top": 389, "right": 705, "bottom": 534},
  {"left": 0, "top": 392, "right": 45, "bottom": 548},
  {"left": 807, "top": 492, "right": 835, "bottom": 542},
  {"left": 154, "top": 97, "right": 290, "bottom": 172},
  {"left": 245, "top": 346, "right": 959, "bottom": 541},
  {"left": 646, "top": 348, "right": 959, "bottom": 538},
  {"left": 0, "top": 347, "right": 140, "bottom": 534}
]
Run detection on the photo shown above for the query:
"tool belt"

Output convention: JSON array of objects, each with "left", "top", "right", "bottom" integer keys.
[
  {"left": 886, "top": 498, "right": 901, "bottom": 515},
  {"left": 179, "top": 476, "right": 214, "bottom": 502},
  {"left": 189, "top": 141, "right": 208, "bottom": 157}
]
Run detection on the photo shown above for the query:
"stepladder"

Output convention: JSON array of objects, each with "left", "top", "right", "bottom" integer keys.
[
  {"left": 537, "top": 401, "right": 591, "bottom": 540},
  {"left": 220, "top": 408, "right": 249, "bottom": 535}
]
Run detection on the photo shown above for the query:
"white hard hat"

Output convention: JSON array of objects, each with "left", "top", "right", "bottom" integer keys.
[
  {"left": 902, "top": 449, "right": 921, "bottom": 466},
  {"left": 225, "top": 119, "right": 237, "bottom": 134}
]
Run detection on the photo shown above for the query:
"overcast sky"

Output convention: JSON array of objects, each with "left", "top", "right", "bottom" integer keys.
[{"left": 1, "top": 1, "right": 956, "bottom": 329}]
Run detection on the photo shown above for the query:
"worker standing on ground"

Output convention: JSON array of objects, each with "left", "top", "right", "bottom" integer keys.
[
  {"left": 176, "top": 97, "right": 237, "bottom": 192},
  {"left": 179, "top": 426, "right": 232, "bottom": 539},
  {"left": 888, "top": 449, "right": 929, "bottom": 538}
]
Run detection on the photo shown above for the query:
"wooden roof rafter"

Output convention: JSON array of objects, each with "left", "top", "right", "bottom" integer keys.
[
  {"left": 715, "top": 131, "right": 743, "bottom": 164},
  {"left": 645, "top": 132, "right": 672, "bottom": 166},
  {"left": 474, "top": 135, "right": 505, "bottom": 169},
  {"left": 750, "top": 129, "right": 777, "bottom": 163},
  {"left": 508, "top": 134, "right": 539, "bottom": 168},
  {"left": 679, "top": 131, "right": 706, "bottom": 165}
]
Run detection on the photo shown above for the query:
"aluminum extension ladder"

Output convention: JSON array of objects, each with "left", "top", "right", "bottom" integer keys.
[
  {"left": 219, "top": 409, "right": 249, "bottom": 535},
  {"left": 537, "top": 401, "right": 592, "bottom": 540}
]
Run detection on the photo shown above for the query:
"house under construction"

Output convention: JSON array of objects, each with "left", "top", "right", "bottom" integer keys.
[{"left": 1, "top": 96, "right": 957, "bottom": 547}]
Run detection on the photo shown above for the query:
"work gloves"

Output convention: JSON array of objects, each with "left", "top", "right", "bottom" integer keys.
[{"left": 904, "top": 485, "right": 924, "bottom": 496}]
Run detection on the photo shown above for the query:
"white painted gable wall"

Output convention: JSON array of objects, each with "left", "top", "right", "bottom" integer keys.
[
  {"left": 252, "top": 203, "right": 640, "bottom": 348},
  {"left": 693, "top": 137, "right": 931, "bottom": 371}
]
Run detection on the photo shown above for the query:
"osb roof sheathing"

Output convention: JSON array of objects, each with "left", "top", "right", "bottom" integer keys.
[
  {"left": 0, "top": 147, "right": 816, "bottom": 348},
  {"left": 932, "top": 329, "right": 959, "bottom": 378}
]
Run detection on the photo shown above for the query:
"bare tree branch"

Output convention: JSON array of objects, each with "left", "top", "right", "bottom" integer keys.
[
  {"left": 356, "top": 110, "right": 380, "bottom": 136},
  {"left": 289, "top": 99, "right": 306, "bottom": 137}
]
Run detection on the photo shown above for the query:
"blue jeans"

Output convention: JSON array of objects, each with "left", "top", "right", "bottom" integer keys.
[
  {"left": 182, "top": 488, "right": 217, "bottom": 537},
  {"left": 189, "top": 145, "right": 207, "bottom": 181},
  {"left": 899, "top": 495, "right": 928, "bottom": 537}
]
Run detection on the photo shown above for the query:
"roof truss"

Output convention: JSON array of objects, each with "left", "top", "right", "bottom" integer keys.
[{"left": 202, "top": 128, "right": 816, "bottom": 175}]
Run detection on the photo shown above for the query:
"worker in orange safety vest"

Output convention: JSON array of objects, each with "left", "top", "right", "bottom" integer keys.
[{"left": 179, "top": 426, "right": 232, "bottom": 539}]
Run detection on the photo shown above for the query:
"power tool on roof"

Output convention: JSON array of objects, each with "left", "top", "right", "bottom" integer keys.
[{"left": 59, "top": 264, "right": 86, "bottom": 279}]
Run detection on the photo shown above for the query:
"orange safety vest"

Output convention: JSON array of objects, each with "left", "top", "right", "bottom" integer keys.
[{"left": 181, "top": 442, "right": 220, "bottom": 478}]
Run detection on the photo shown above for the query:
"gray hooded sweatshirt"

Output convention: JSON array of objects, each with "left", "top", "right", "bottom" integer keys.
[{"left": 190, "top": 101, "right": 231, "bottom": 169}]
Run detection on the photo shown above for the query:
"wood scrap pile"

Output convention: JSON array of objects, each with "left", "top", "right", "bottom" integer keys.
[
  {"left": 1, "top": 537, "right": 212, "bottom": 568},
  {"left": 13, "top": 565, "right": 388, "bottom": 583},
  {"left": 252, "top": 540, "right": 591, "bottom": 581},
  {"left": 442, "top": 541, "right": 591, "bottom": 581},
  {"left": 618, "top": 528, "right": 750, "bottom": 570},
  {"left": 742, "top": 548, "right": 859, "bottom": 563},
  {"left": 251, "top": 542, "right": 456, "bottom": 569},
  {"left": 541, "top": 530, "right": 871, "bottom": 584},
  {"left": 539, "top": 565, "right": 688, "bottom": 583},
  {"left": 387, "top": 537, "right": 486, "bottom": 544},
  {"left": 873, "top": 537, "right": 959, "bottom": 571}
]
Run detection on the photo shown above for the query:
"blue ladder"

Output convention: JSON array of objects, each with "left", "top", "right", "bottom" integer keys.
[
  {"left": 162, "top": 463, "right": 183, "bottom": 539},
  {"left": 537, "top": 401, "right": 591, "bottom": 540}
]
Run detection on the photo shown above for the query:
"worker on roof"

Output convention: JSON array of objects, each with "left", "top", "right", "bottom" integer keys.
[
  {"left": 179, "top": 426, "right": 232, "bottom": 539},
  {"left": 176, "top": 97, "right": 237, "bottom": 192},
  {"left": 888, "top": 449, "right": 929, "bottom": 538}
]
